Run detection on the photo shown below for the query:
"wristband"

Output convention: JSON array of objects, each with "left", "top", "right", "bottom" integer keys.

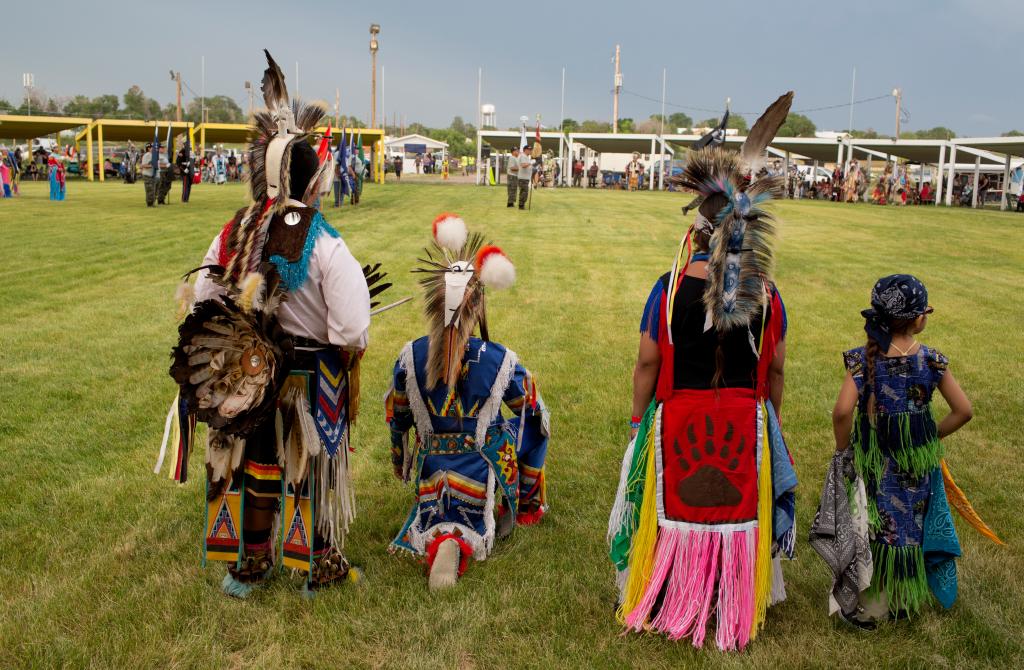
[{"left": 629, "top": 416, "right": 641, "bottom": 430}]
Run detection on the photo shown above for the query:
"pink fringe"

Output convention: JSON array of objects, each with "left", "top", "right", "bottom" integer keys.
[
  {"left": 623, "top": 529, "right": 679, "bottom": 630},
  {"left": 626, "top": 527, "right": 757, "bottom": 651}
]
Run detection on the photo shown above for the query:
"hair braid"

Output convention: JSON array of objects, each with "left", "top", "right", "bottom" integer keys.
[{"left": 864, "top": 336, "right": 880, "bottom": 425}]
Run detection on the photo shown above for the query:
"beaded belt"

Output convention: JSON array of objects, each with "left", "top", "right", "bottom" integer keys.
[{"left": 424, "top": 433, "right": 477, "bottom": 455}]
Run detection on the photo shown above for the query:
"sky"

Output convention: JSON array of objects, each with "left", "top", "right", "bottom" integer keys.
[{"left": 3, "top": 0, "right": 1021, "bottom": 136}]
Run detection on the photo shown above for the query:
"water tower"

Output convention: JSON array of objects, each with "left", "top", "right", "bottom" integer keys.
[{"left": 481, "top": 104, "right": 496, "bottom": 128}]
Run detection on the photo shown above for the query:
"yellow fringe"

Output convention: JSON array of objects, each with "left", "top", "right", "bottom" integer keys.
[
  {"left": 942, "top": 459, "right": 1005, "bottom": 545},
  {"left": 617, "top": 420, "right": 660, "bottom": 624},
  {"left": 751, "top": 403, "right": 774, "bottom": 638},
  {"left": 167, "top": 398, "right": 181, "bottom": 480}
]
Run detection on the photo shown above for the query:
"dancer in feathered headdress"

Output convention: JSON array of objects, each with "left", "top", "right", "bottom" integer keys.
[
  {"left": 160, "top": 50, "right": 391, "bottom": 598},
  {"left": 384, "top": 214, "right": 551, "bottom": 590},
  {"left": 608, "top": 92, "right": 797, "bottom": 651}
]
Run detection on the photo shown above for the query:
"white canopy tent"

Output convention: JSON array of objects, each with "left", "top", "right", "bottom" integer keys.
[
  {"left": 385, "top": 133, "right": 448, "bottom": 172},
  {"left": 567, "top": 133, "right": 670, "bottom": 189}
]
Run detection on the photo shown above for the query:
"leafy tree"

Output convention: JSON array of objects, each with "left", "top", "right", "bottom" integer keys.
[
  {"left": 561, "top": 118, "right": 579, "bottom": 133},
  {"left": 900, "top": 126, "right": 956, "bottom": 140},
  {"left": 776, "top": 113, "right": 816, "bottom": 137},
  {"left": 123, "top": 85, "right": 162, "bottom": 120},
  {"left": 0, "top": 98, "right": 13, "bottom": 112},
  {"left": 1002, "top": 130, "right": 1023, "bottom": 137},
  {"left": 579, "top": 119, "right": 612, "bottom": 133},
  {"left": 698, "top": 114, "right": 748, "bottom": 133},
  {"left": 449, "top": 116, "right": 468, "bottom": 135},
  {"left": 618, "top": 117, "right": 635, "bottom": 133},
  {"left": 668, "top": 111, "right": 693, "bottom": 131},
  {"left": 850, "top": 128, "right": 888, "bottom": 139},
  {"left": 91, "top": 94, "right": 121, "bottom": 118},
  {"left": 186, "top": 95, "right": 243, "bottom": 123}
]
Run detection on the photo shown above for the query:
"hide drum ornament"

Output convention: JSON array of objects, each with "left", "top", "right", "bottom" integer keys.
[{"left": 242, "top": 347, "right": 268, "bottom": 376}]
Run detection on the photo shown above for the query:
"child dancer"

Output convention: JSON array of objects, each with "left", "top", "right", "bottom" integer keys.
[{"left": 813, "top": 274, "right": 973, "bottom": 627}]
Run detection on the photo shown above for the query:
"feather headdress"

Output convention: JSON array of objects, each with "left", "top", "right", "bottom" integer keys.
[
  {"left": 414, "top": 214, "right": 515, "bottom": 388},
  {"left": 223, "top": 50, "right": 330, "bottom": 289},
  {"left": 670, "top": 91, "right": 793, "bottom": 333}
]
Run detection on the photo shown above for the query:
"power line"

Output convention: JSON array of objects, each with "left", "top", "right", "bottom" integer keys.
[{"left": 620, "top": 88, "right": 893, "bottom": 118}]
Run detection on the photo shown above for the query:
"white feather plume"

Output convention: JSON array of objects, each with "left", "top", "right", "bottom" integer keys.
[
  {"left": 434, "top": 216, "right": 468, "bottom": 251},
  {"left": 479, "top": 252, "right": 516, "bottom": 290}
]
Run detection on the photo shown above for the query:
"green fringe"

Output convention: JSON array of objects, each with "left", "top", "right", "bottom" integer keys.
[
  {"left": 867, "top": 541, "right": 931, "bottom": 616},
  {"left": 609, "top": 400, "right": 658, "bottom": 571},
  {"left": 851, "top": 410, "right": 943, "bottom": 483}
]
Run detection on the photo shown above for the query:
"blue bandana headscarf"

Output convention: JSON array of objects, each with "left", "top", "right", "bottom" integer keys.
[{"left": 861, "top": 274, "right": 929, "bottom": 351}]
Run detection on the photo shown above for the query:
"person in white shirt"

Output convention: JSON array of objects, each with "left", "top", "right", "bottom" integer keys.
[
  {"left": 168, "top": 51, "right": 380, "bottom": 599},
  {"left": 515, "top": 146, "right": 533, "bottom": 209},
  {"left": 506, "top": 147, "right": 521, "bottom": 207}
]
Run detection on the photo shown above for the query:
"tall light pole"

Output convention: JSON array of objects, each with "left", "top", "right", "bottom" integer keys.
[
  {"left": 612, "top": 45, "right": 622, "bottom": 133},
  {"left": 370, "top": 24, "right": 380, "bottom": 128}
]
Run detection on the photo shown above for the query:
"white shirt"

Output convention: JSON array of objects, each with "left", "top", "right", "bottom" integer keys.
[
  {"left": 517, "top": 153, "right": 533, "bottom": 179},
  {"left": 194, "top": 202, "right": 371, "bottom": 350}
]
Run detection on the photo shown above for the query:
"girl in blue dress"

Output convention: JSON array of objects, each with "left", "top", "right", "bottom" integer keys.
[{"left": 829, "top": 274, "right": 973, "bottom": 625}]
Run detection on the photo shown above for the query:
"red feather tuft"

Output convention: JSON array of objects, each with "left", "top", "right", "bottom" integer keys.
[
  {"left": 475, "top": 245, "right": 506, "bottom": 270},
  {"left": 432, "top": 212, "right": 460, "bottom": 237}
]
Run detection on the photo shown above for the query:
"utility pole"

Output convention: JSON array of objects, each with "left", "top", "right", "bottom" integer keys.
[
  {"left": 170, "top": 71, "right": 182, "bottom": 122},
  {"left": 477, "top": 67, "right": 482, "bottom": 130},
  {"left": 612, "top": 45, "right": 621, "bottom": 133},
  {"left": 370, "top": 24, "right": 380, "bottom": 128},
  {"left": 893, "top": 87, "right": 902, "bottom": 138}
]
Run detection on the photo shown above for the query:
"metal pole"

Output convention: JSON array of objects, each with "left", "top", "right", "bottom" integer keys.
[
  {"left": 1001, "top": 154, "right": 1011, "bottom": 211},
  {"left": 848, "top": 67, "right": 856, "bottom": 133},
  {"left": 477, "top": 67, "right": 482, "bottom": 130},
  {"left": 894, "top": 88, "right": 901, "bottom": 138},
  {"left": 660, "top": 68, "right": 666, "bottom": 136},
  {"left": 559, "top": 66, "right": 565, "bottom": 131},
  {"left": 295, "top": 62, "right": 300, "bottom": 99},
  {"left": 945, "top": 145, "right": 956, "bottom": 206},
  {"left": 649, "top": 136, "right": 655, "bottom": 190},
  {"left": 475, "top": 130, "right": 482, "bottom": 185},
  {"left": 972, "top": 156, "right": 980, "bottom": 208},
  {"left": 936, "top": 144, "right": 946, "bottom": 205},
  {"left": 612, "top": 45, "right": 621, "bottom": 133},
  {"left": 371, "top": 51, "right": 377, "bottom": 127}
]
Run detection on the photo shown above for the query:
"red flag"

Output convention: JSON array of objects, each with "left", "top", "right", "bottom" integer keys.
[{"left": 316, "top": 125, "right": 333, "bottom": 163}]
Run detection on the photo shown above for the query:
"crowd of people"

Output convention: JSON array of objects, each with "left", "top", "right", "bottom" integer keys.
[{"left": 153, "top": 58, "right": 998, "bottom": 662}]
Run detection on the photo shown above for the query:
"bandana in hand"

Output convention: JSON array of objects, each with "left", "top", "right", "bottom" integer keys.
[{"left": 860, "top": 274, "right": 928, "bottom": 351}]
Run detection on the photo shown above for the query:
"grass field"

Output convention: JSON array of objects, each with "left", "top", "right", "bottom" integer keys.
[{"left": 1, "top": 179, "right": 1022, "bottom": 669}]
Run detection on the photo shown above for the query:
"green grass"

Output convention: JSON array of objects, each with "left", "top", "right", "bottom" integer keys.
[{"left": 1, "top": 179, "right": 1022, "bottom": 669}]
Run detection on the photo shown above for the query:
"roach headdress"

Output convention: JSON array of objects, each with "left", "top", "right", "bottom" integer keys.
[
  {"left": 415, "top": 213, "right": 516, "bottom": 388},
  {"left": 669, "top": 91, "right": 793, "bottom": 334},
  {"left": 222, "top": 49, "right": 332, "bottom": 288}
]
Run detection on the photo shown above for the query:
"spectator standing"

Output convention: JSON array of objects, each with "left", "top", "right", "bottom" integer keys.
[
  {"left": 506, "top": 147, "right": 521, "bottom": 207},
  {"left": 394, "top": 154, "right": 404, "bottom": 181},
  {"left": 516, "top": 146, "right": 533, "bottom": 209},
  {"left": 587, "top": 160, "right": 599, "bottom": 188},
  {"left": 572, "top": 158, "right": 583, "bottom": 187}
]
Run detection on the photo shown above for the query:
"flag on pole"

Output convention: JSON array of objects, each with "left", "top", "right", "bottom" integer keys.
[
  {"left": 531, "top": 116, "right": 542, "bottom": 159},
  {"left": 519, "top": 122, "right": 528, "bottom": 151}
]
